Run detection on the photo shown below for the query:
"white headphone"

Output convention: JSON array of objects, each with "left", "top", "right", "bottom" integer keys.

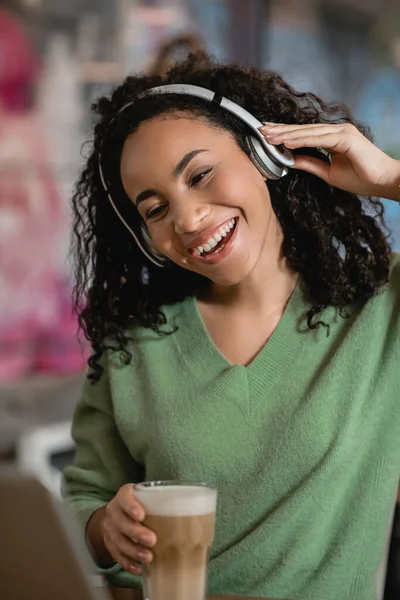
[{"left": 98, "top": 84, "right": 295, "bottom": 267}]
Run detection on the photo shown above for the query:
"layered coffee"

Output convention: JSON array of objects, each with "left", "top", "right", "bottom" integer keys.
[{"left": 134, "top": 483, "right": 217, "bottom": 600}]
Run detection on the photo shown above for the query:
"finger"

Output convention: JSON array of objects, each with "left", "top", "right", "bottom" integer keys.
[
  {"left": 105, "top": 538, "right": 143, "bottom": 575},
  {"left": 293, "top": 155, "right": 331, "bottom": 182},
  {"left": 274, "top": 131, "right": 351, "bottom": 153},
  {"left": 117, "top": 485, "right": 146, "bottom": 521},
  {"left": 112, "top": 531, "right": 154, "bottom": 564},
  {"left": 265, "top": 127, "right": 348, "bottom": 146},
  {"left": 124, "top": 519, "right": 157, "bottom": 548},
  {"left": 261, "top": 123, "right": 349, "bottom": 138},
  {"left": 105, "top": 510, "right": 157, "bottom": 547},
  {"left": 261, "top": 122, "right": 342, "bottom": 133}
]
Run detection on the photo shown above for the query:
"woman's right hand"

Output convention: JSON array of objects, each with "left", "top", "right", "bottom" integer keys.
[{"left": 100, "top": 483, "right": 157, "bottom": 575}]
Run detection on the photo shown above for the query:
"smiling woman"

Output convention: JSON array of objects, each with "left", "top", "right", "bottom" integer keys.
[{"left": 65, "top": 52, "right": 400, "bottom": 600}]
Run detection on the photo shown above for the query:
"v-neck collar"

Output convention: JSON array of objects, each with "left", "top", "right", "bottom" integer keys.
[{"left": 171, "top": 280, "right": 310, "bottom": 398}]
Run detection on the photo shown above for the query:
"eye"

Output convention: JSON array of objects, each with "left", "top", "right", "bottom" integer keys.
[
  {"left": 190, "top": 168, "right": 213, "bottom": 187},
  {"left": 146, "top": 205, "right": 166, "bottom": 220}
]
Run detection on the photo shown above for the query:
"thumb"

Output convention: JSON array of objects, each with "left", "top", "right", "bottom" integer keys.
[{"left": 293, "top": 155, "right": 331, "bottom": 183}]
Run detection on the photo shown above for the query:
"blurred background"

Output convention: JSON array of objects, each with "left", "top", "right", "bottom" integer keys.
[{"left": 1, "top": 0, "right": 400, "bottom": 460}]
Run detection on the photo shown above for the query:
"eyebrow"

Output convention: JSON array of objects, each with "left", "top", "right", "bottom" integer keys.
[
  {"left": 172, "top": 148, "right": 208, "bottom": 179},
  {"left": 135, "top": 148, "right": 208, "bottom": 207}
]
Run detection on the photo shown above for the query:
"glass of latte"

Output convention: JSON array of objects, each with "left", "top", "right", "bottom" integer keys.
[{"left": 134, "top": 481, "right": 217, "bottom": 600}]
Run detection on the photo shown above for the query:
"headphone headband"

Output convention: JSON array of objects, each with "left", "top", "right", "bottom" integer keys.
[{"left": 141, "top": 84, "right": 295, "bottom": 169}]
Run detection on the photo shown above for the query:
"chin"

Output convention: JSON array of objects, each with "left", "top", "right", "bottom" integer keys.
[
  {"left": 207, "top": 274, "right": 245, "bottom": 286},
  {"left": 200, "top": 260, "right": 255, "bottom": 287},
  {"left": 178, "top": 246, "right": 258, "bottom": 286}
]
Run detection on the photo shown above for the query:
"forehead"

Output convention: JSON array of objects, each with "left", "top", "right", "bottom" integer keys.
[{"left": 120, "top": 115, "right": 234, "bottom": 183}]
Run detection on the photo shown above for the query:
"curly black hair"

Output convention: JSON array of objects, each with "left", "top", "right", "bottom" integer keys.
[{"left": 71, "top": 52, "right": 391, "bottom": 382}]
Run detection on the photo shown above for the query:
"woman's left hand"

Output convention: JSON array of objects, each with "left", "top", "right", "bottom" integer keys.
[{"left": 260, "top": 122, "right": 400, "bottom": 201}]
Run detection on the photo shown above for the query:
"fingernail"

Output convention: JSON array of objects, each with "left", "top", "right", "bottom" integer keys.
[
  {"left": 140, "top": 534, "right": 155, "bottom": 547},
  {"left": 262, "top": 122, "right": 277, "bottom": 127},
  {"left": 132, "top": 509, "right": 143, "bottom": 521},
  {"left": 130, "top": 564, "right": 142, "bottom": 574},
  {"left": 138, "top": 550, "right": 151, "bottom": 563}
]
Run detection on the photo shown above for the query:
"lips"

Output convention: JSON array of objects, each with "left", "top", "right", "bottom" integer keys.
[
  {"left": 187, "top": 217, "right": 239, "bottom": 264},
  {"left": 187, "top": 218, "right": 238, "bottom": 257}
]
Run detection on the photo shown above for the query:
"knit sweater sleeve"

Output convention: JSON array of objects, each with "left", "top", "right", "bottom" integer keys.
[{"left": 62, "top": 356, "right": 142, "bottom": 534}]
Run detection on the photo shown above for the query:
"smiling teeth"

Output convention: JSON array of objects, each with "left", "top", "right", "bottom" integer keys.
[{"left": 193, "top": 219, "right": 236, "bottom": 256}]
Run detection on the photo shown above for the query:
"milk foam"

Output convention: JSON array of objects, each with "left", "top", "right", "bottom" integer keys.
[{"left": 135, "top": 485, "right": 217, "bottom": 517}]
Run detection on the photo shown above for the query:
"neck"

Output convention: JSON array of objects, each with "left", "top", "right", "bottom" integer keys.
[{"left": 206, "top": 222, "right": 298, "bottom": 318}]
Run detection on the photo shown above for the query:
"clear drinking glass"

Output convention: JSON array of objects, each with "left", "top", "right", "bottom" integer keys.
[{"left": 134, "top": 481, "right": 217, "bottom": 600}]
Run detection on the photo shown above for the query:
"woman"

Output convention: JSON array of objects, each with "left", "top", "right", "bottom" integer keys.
[{"left": 64, "top": 53, "right": 400, "bottom": 600}]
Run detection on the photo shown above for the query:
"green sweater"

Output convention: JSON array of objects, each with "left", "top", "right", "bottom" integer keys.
[{"left": 64, "top": 254, "right": 400, "bottom": 600}]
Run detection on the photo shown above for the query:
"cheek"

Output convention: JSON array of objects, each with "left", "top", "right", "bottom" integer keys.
[
  {"left": 214, "top": 170, "right": 250, "bottom": 204},
  {"left": 214, "top": 175, "right": 237, "bottom": 201},
  {"left": 150, "top": 225, "right": 184, "bottom": 262},
  {"left": 150, "top": 227, "right": 173, "bottom": 252},
  {"left": 215, "top": 163, "right": 270, "bottom": 212}
]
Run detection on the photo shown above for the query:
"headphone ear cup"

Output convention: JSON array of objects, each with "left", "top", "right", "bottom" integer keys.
[
  {"left": 140, "top": 224, "right": 168, "bottom": 264},
  {"left": 246, "top": 136, "right": 289, "bottom": 180}
]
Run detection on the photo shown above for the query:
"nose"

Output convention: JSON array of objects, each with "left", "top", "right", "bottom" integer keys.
[{"left": 173, "top": 200, "right": 210, "bottom": 235}]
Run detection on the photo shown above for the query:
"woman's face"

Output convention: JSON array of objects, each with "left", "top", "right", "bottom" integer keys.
[{"left": 120, "top": 115, "right": 282, "bottom": 286}]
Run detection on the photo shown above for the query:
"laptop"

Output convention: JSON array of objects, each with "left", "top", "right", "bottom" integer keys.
[{"left": 0, "top": 467, "right": 111, "bottom": 600}]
